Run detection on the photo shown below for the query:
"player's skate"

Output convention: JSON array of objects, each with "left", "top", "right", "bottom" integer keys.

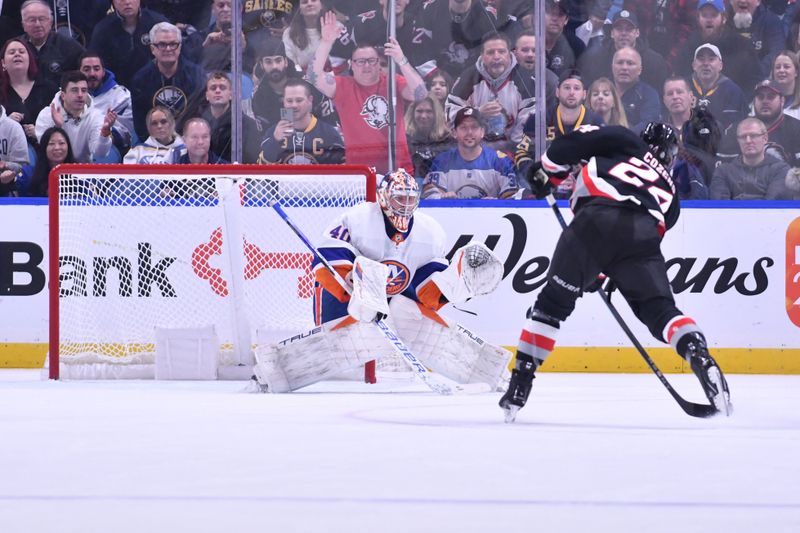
[
  {"left": 685, "top": 336, "right": 732, "bottom": 416},
  {"left": 499, "top": 363, "right": 536, "bottom": 423}
]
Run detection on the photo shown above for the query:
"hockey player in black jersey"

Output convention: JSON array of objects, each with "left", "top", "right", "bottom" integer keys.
[{"left": 501, "top": 123, "right": 732, "bottom": 422}]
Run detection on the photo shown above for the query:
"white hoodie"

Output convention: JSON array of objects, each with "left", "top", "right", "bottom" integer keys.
[
  {"left": 0, "top": 105, "right": 29, "bottom": 173},
  {"left": 123, "top": 135, "right": 186, "bottom": 164},
  {"left": 35, "top": 92, "right": 111, "bottom": 163}
]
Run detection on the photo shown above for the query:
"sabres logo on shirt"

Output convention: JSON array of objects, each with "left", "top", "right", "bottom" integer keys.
[
  {"left": 361, "top": 95, "right": 389, "bottom": 129},
  {"left": 383, "top": 260, "right": 410, "bottom": 295},
  {"left": 153, "top": 86, "right": 188, "bottom": 118}
]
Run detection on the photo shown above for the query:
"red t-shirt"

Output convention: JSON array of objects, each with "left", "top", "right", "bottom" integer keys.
[{"left": 334, "top": 73, "right": 412, "bottom": 174}]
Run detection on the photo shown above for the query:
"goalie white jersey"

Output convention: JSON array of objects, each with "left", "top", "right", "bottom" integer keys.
[{"left": 314, "top": 201, "right": 450, "bottom": 305}]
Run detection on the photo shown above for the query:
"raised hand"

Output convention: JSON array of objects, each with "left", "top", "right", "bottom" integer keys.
[
  {"left": 104, "top": 108, "right": 118, "bottom": 129},
  {"left": 383, "top": 37, "right": 406, "bottom": 64},
  {"left": 273, "top": 119, "right": 293, "bottom": 142},
  {"left": 50, "top": 103, "right": 64, "bottom": 128},
  {"left": 320, "top": 11, "right": 340, "bottom": 44}
]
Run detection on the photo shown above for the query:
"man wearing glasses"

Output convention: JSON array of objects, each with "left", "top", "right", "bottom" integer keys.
[
  {"left": 710, "top": 117, "right": 792, "bottom": 199},
  {"left": 718, "top": 79, "right": 800, "bottom": 165},
  {"left": 19, "top": 0, "right": 85, "bottom": 88},
  {"left": 310, "top": 11, "right": 427, "bottom": 175},
  {"left": 89, "top": 0, "right": 169, "bottom": 88},
  {"left": 130, "top": 22, "right": 204, "bottom": 140}
]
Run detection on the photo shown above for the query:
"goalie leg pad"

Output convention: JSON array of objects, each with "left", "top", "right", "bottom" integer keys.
[
  {"left": 431, "top": 241, "right": 503, "bottom": 304},
  {"left": 253, "top": 321, "right": 394, "bottom": 392},
  {"left": 388, "top": 296, "right": 512, "bottom": 391}
]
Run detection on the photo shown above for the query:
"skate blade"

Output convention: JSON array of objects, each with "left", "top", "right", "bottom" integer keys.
[
  {"left": 243, "top": 376, "right": 269, "bottom": 394},
  {"left": 503, "top": 405, "right": 521, "bottom": 424},
  {"left": 707, "top": 367, "right": 733, "bottom": 417}
]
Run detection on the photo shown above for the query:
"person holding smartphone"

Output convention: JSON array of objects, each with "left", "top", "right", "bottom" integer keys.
[{"left": 258, "top": 78, "right": 344, "bottom": 164}]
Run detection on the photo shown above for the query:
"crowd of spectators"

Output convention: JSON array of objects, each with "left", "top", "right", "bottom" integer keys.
[{"left": 0, "top": 0, "right": 798, "bottom": 200}]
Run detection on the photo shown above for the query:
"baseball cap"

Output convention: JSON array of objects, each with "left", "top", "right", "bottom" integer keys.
[
  {"left": 546, "top": 0, "right": 568, "bottom": 16},
  {"left": 590, "top": 3, "right": 608, "bottom": 20},
  {"left": 558, "top": 68, "right": 583, "bottom": 86},
  {"left": 697, "top": 0, "right": 725, "bottom": 12},
  {"left": 612, "top": 9, "right": 639, "bottom": 28},
  {"left": 454, "top": 107, "right": 483, "bottom": 128},
  {"left": 754, "top": 79, "right": 782, "bottom": 96},
  {"left": 259, "top": 36, "right": 286, "bottom": 58},
  {"left": 694, "top": 43, "right": 722, "bottom": 61}
]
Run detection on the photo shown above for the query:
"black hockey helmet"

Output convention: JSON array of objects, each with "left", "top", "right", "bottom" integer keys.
[{"left": 641, "top": 122, "right": 679, "bottom": 168}]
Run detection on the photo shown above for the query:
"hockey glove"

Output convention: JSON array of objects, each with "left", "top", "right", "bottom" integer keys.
[
  {"left": 585, "top": 273, "right": 607, "bottom": 293},
  {"left": 431, "top": 241, "right": 504, "bottom": 304},
  {"left": 524, "top": 161, "right": 555, "bottom": 199},
  {"left": 585, "top": 274, "right": 617, "bottom": 299}
]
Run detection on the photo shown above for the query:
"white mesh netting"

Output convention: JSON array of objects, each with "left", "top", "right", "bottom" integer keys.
[{"left": 51, "top": 166, "right": 372, "bottom": 379}]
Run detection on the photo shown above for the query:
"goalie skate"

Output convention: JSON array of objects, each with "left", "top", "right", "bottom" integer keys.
[{"left": 687, "top": 341, "right": 732, "bottom": 416}]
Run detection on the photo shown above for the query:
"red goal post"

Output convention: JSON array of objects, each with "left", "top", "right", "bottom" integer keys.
[{"left": 48, "top": 164, "right": 380, "bottom": 381}]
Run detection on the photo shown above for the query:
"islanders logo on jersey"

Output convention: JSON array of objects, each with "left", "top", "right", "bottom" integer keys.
[{"left": 383, "top": 260, "right": 411, "bottom": 296}]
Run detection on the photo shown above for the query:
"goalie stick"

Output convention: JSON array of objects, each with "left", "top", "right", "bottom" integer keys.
[
  {"left": 268, "top": 199, "right": 490, "bottom": 396},
  {"left": 544, "top": 194, "right": 719, "bottom": 419}
]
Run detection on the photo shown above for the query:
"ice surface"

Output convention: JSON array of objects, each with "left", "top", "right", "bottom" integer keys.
[{"left": 0, "top": 370, "right": 798, "bottom": 533}]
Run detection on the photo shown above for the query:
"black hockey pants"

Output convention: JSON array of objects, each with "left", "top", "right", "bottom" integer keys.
[{"left": 534, "top": 203, "right": 682, "bottom": 342}]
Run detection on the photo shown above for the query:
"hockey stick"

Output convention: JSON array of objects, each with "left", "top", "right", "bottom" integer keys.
[
  {"left": 268, "top": 199, "right": 490, "bottom": 395},
  {"left": 544, "top": 195, "right": 718, "bottom": 418}
]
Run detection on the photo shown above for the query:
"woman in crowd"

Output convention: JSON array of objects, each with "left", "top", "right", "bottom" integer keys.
[
  {"left": 283, "top": 0, "right": 339, "bottom": 73},
  {"left": 22, "top": 127, "right": 75, "bottom": 198},
  {"left": 404, "top": 96, "right": 453, "bottom": 184},
  {"left": 0, "top": 38, "right": 58, "bottom": 145},
  {"left": 770, "top": 51, "right": 800, "bottom": 119},
  {"left": 124, "top": 107, "right": 186, "bottom": 164},
  {"left": 588, "top": 77, "right": 628, "bottom": 128}
]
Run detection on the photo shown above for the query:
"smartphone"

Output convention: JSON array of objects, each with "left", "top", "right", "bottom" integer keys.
[
  {"left": 219, "top": 21, "right": 232, "bottom": 36},
  {"left": 280, "top": 108, "right": 294, "bottom": 122}
]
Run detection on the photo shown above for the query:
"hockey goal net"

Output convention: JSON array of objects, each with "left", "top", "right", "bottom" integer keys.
[{"left": 48, "top": 164, "right": 385, "bottom": 380}]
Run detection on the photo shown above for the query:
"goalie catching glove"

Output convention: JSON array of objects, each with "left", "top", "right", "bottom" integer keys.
[{"left": 431, "top": 241, "right": 503, "bottom": 304}]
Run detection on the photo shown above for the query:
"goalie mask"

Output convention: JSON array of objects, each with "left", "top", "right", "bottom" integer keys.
[
  {"left": 641, "top": 122, "right": 679, "bottom": 168},
  {"left": 378, "top": 170, "right": 420, "bottom": 232}
]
